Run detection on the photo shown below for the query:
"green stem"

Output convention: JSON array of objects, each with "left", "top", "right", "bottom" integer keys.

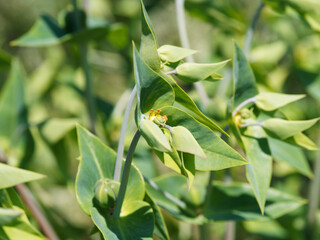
[
  {"left": 71, "top": 0, "right": 96, "bottom": 133},
  {"left": 113, "top": 130, "right": 141, "bottom": 219},
  {"left": 113, "top": 86, "right": 137, "bottom": 181},
  {"left": 243, "top": 2, "right": 265, "bottom": 57},
  {"left": 175, "top": 0, "right": 210, "bottom": 107}
]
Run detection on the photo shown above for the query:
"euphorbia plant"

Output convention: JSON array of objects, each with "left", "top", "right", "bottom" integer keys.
[{"left": 73, "top": 1, "right": 318, "bottom": 239}]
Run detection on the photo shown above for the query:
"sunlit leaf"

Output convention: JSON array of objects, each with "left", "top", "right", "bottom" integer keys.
[
  {"left": 0, "top": 163, "right": 45, "bottom": 189},
  {"left": 262, "top": 118, "right": 319, "bottom": 139},
  {"left": 256, "top": 92, "right": 305, "bottom": 111},
  {"left": 158, "top": 45, "right": 197, "bottom": 63}
]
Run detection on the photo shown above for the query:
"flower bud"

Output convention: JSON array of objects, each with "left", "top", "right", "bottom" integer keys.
[{"left": 94, "top": 178, "right": 120, "bottom": 208}]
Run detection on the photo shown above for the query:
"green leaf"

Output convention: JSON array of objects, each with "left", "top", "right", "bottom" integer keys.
[
  {"left": 176, "top": 60, "right": 230, "bottom": 82},
  {"left": 171, "top": 126, "right": 206, "bottom": 159},
  {"left": 133, "top": 45, "right": 174, "bottom": 115},
  {"left": 250, "top": 41, "right": 287, "bottom": 64},
  {"left": 139, "top": 119, "right": 171, "bottom": 152},
  {"left": 91, "top": 200, "right": 154, "bottom": 240},
  {"left": 158, "top": 45, "right": 197, "bottom": 63},
  {"left": 159, "top": 72, "right": 226, "bottom": 134},
  {"left": 262, "top": 118, "right": 319, "bottom": 140},
  {"left": 144, "top": 192, "right": 169, "bottom": 240},
  {"left": 161, "top": 106, "right": 247, "bottom": 171},
  {"left": 0, "top": 188, "right": 46, "bottom": 240},
  {"left": 268, "top": 137, "right": 313, "bottom": 178},
  {"left": 204, "top": 181, "right": 306, "bottom": 221},
  {"left": 0, "top": 208, "right": 22, "bottom": 226},
  {"left": 0, "top": 163, "right": 45, "bottom": 189},
  {"left": 76, "top": 125, "right": 145, "bottom": 215},
  {"left": 255, "top": 92, "right": 305, "bottom": 111},
  {"left": 181, "top": 152, "right": 196, "bottom": 187},
  {"left": 0, "top": 60, "right": 28, "bottom": 157},
  {"left": 40, "top": 118, "right": 76, "bottom": 144},
  {"left": 11, "top": 15, "right": 65, "bottom": 47},
  {"left": 232, "top": 42, "right": 258, "bottom": 111},
  {"left": 289, "top": 132, "right": 319, "bottom": 151},
  {"left": 11, "top": 15, "right": 109, "bottom": 47},
  {"left": 145, "top": 174, "right": 205, "bottom": 224},
  {"left": 139, "top": 0, "right": 161, "bottom": 71},
  {"left": 242, "top": 137, "right": 272, "bottom": 214}
]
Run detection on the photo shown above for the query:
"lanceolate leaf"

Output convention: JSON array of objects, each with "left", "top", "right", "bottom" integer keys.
[
  {"left": 232, "top": 42, "right": 258, "bottom": 111},
  {"left": 262, "top": 118, "right": 319, "bottom": 140},
  {"left": 289, "top": 132, "right": 319, "bottom": 151},
  {"left": 133, "top": 46, "right": 174, "bottom": 115},
  {"left": 76, "top": 125, "right": 145, "bottom": 215},
  {"left": 159, "top": 72, "right": 226, "bottom": 134},
  {"left": 176, "top": 60, "right": 230, "bottom": 82},
  {"left": 255, "top": 92, "right": 305, "bottom": 111},
  {"left": 161, "top": 106, "right": 247, "bottom": 171},
  {"left": 204, "top": 182, "right": 306, "bottom": 221},
  {"left": 242, "top": 137, "right": 272, "bottom": 214},
  {"left": 0, "top": 163, "right": 45, "bottom": 189},
  {"left": 139, "top": 119, "right": 171, "bottom": 152},
  {"left": 158, "top": 45, "right": 197, "bottom": 63},
  {"left": 268, "top": 137, "right": 313, "bottom": 178},
  {"left": 139, "top": 0, "right": 161, "bottom": 71}
]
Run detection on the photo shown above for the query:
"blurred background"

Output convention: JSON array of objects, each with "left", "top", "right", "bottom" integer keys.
[{"left": 0, "top": 0, "right": 320, "bottom": 239}]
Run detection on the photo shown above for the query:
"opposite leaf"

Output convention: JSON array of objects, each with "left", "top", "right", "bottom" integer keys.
[
  {"left": 139, "top": 119, "right": 171, "bottom": 152},
  {"left": 171, "top": 126, "right": 206, "bottom": 159},
  {"left": 0, "top": 163, "right": 45, "bottom": 189},
  {"left": 256, "top": 92, "right": 305, "bottom": 111},
  {"left": 158, "top": 45, "right": 197, "bottom": 63},
  {"left": 176, "top": 60, "right": 230, "bottom": 82},
  {"left": 262, "top": 118, "right": 319, "bottom": 140}
]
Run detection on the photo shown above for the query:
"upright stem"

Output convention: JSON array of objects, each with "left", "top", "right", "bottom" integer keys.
[
  {"left": 243, "top": 2, "right": 265, "bottom": 57},
  {"left": 175, "top": 0, "right": 210, "bottom": 107},
  {"left": 113, "top": 130, "right": 141, "bottom": 219},
  {"left": 307, "top": 123, "right": 320, "bottom": 236},
  {"left": 113, "top": 86, "right": 137, "bottom": 181},
  {"left": 72, "top": 0, "right": 96, "bottom": 133}
]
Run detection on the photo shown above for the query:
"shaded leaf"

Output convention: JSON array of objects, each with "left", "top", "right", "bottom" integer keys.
[
  {"left": 268, "top": 137, "right": 313, "bottom": 178},
  {"left": 144, "top": 192, "right": 169, "bottom": 240},
  {"left": 91, "top": 200, "right": 154, "bottom": 240},
  {"left": 242, "top": 137, "right": 272, "bottom": 214},
  {"left": 256, "top": 92, "right": 305, "bottom": 111},
  {"left": 232, "top": 42, "right": 258, "bottom": 111},
  {"left": 158, "top": 45, "right": 197, "bottom": 63},
  {"left": 139, "top": 0, "right": 161, "bottom": 71},
  {"left": 262, "top": 118, "right": 319, "bottom": 140},
  {"left": 204, "top": 182, "right": 306, "bottom": 221},
  {"left": 176, "top": 60, "right": 230, "bottom": 82},
  {"left": 0, "top": 163, "right": 45, "bottom": 189},
  {"left": 133, "top": 45, "right": 174, "bottom": 115}
]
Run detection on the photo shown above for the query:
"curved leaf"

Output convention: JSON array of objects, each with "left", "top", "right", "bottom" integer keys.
[
  {"left": 158, "top": 45, "right": 197, "bottom": 63},
  {"left": 176, "top": 60, "right": 230, "bottom": 82},
  {"left": 0, "top": 208, "right": 22, "bottom": 226},
  {"left": 262, "top": 118, "right": 320, "bottom": 140},
  {"left": 256, "top": 92, "right": 305, "bottom": 111},
  {"left": 76, "top": 125, "right": 145, "bottom": 215}
]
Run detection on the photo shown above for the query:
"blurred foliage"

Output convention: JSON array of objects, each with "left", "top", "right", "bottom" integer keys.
[{"left": 0, "top": 0, "right": 319, "bottom": 239}]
